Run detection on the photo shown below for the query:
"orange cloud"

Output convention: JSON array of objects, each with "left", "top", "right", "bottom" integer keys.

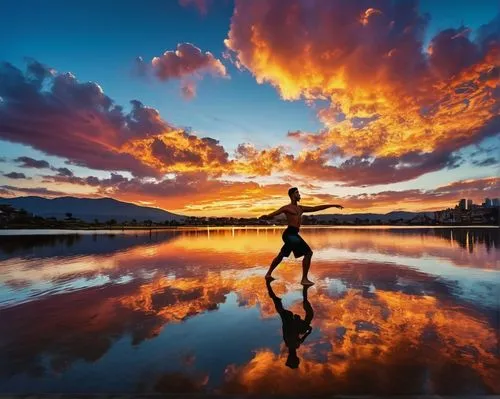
[
  {"left": 225, "top": 1, "right": 500, "bottom": 183},
  {"left": 233, "top": 143, "right": 294, "bottom": 176},
  {"left": 111, "top": 179, "right": 291, "bottom": 215},
  {"left": 122, "top": 131, "right": 230, "bottom": 176}
]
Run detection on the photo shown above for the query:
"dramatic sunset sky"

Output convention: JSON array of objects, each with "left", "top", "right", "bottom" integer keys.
[{"left": 1, "top": 0, "right": 499, "bottom": 216}]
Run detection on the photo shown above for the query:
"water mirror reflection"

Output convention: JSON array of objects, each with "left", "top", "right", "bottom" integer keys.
[{"left": 0, "top": 227, "right": 498, "bottom": 395}]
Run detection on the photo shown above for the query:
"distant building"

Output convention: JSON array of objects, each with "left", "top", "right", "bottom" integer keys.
[
  {"left": 435, "top": 199, "right": 498, "bottom": 225},
  {"left": 434, "top": 208, "right": 455, "bottom": 224}
]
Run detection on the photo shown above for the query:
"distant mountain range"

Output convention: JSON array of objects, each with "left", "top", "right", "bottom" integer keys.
[{"left": 0, "top": 196, "right": 185, "bottom": 222}]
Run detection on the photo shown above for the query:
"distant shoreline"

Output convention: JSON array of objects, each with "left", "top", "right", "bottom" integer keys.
[
  {"left": 1, "top": 225, "right": 499, "bottom": 230},
  {"left": 0, "top": 224, "right": 498, "bottom": 236}
]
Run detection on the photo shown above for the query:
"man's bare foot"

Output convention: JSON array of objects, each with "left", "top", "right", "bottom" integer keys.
[
  {"left": 301, "top": 278, "right": 314, "bottom": 286},
  {"left": 265, "top": 274, "right": 275, "bottom": 281}
]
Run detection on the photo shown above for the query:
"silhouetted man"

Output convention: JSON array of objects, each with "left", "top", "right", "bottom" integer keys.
[
  {"left": 266, "top": 280, "right": 314, "bottom": 369},
  {"left": 260, "top": 187, "right": 343, "bottom": 285}
]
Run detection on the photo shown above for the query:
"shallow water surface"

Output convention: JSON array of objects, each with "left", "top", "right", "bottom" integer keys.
[{"left": 0, "top": 227, "right": 499, "bottom": 395}]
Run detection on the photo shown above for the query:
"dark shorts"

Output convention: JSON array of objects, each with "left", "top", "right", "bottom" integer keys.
[{"left": 280, "top": 226, "right": 312, "bottom": 258}]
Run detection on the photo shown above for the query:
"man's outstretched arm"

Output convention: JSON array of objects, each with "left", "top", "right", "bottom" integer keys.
[
  {"left": 259, "top": 206, "right": 287, "bottom": 219},
  {"left": 301, "top": 204, "right": 343, "bottom": 213}
]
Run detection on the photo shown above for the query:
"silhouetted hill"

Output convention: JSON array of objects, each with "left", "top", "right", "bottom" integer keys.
[{"left": 0, "top": 196, "right": 185, "bottom": 222}]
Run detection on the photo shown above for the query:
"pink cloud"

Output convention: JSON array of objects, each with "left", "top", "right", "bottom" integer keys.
[
  {"left": 136, "top": 43, "right": 228, "bottom": 98},
  {"left": 150, "top": 43, "right": 227, "bottom": 81}
]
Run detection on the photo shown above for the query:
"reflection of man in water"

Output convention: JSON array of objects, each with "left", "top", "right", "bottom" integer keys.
[
  {"left": 260, "top": 187, "right": 343, "bottom": 285},
  {"left": 266, "top": 280, "right": 314, "bottom": 369}
]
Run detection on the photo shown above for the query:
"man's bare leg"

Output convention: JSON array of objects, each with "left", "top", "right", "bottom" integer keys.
[
  {"left": 301, "top": 252, "right": 314, "bottom": 286},
  {"left": 265, "top": 252, "right": 284, "bottom": 280}
]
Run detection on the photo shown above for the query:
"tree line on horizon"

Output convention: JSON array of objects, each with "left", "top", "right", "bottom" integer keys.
[{"left": 1, "top": 203, "right": 498, "bottom": 228}]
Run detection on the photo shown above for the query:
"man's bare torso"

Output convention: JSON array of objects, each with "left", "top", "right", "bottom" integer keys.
[{"left": 283, "top": 204, "right": 303, "bottom": 228}]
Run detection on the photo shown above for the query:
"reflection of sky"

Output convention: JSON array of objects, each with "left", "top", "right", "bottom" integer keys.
[
  {"left": 0, "top": 228, "right": 498, "bottom": 308},
  {"left": 312, "top": 248, "right": 500, "bottom": 308},
  {"left": 3, "top": 292, "right": 280, "bottom": 393},
  {"left": 0, "top": 228, "right": 499, "bottom": 394}
]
